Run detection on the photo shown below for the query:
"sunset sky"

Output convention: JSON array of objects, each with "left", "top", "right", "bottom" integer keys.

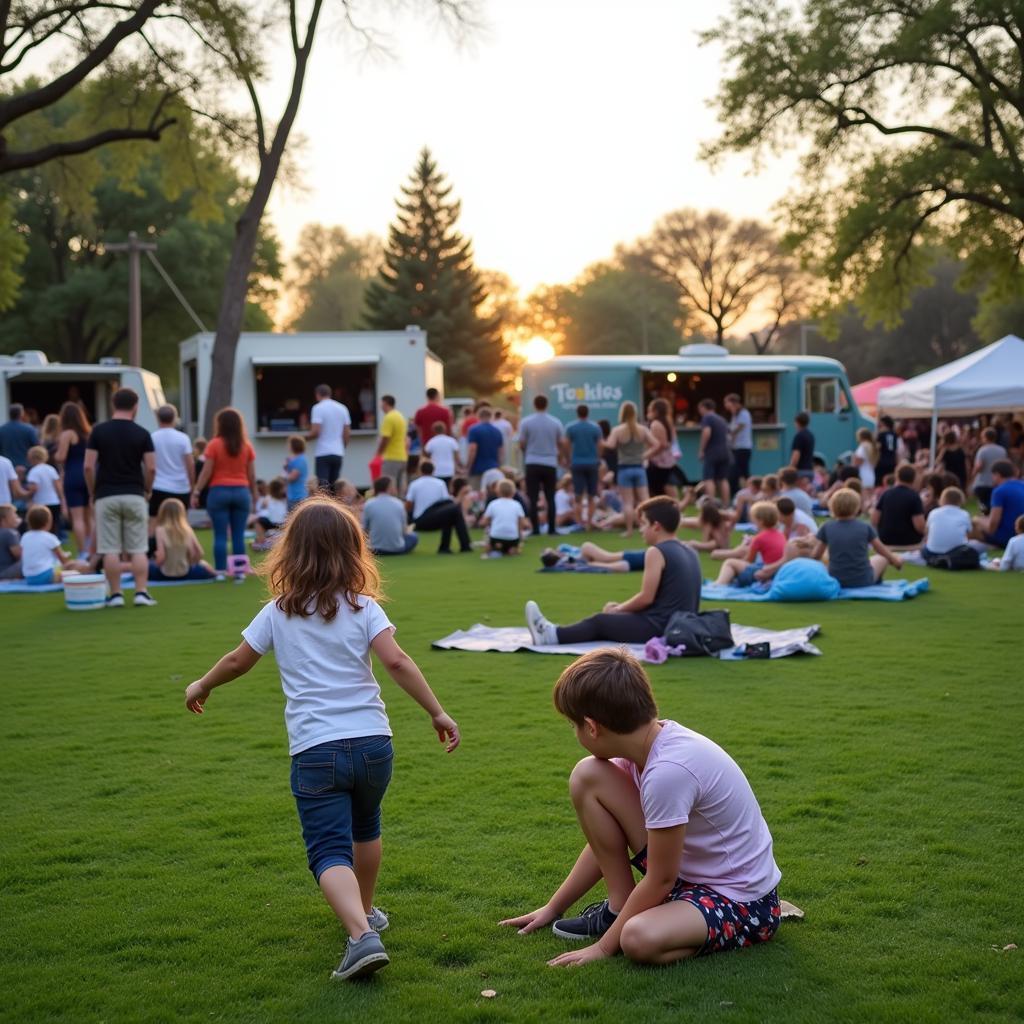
[{"left": 263, "top": 0, "right": 800, "bottom": 296}]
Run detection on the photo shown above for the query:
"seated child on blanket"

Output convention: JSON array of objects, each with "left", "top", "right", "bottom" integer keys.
[
  {"left": 0, "top": 503, "right": 23, "bottom": 579},
  {"left": 813, "top": 488, "right": 902, "bottom": 588},
  {"left": 150, "top": 498, "right": 216, "bottom": 582},
  {"left": 525, "top": 497, "right": 701, "bottom": 646},
  {"left": 254, "top": 478, "right": 288, "bottom": 548},
  {"left": 680, "top": 498, "right": 735, "bottom": 552},
  {"left": 499, "top": 648, "right": 782, "bottom": 966},
  {"left": 20, "top": 505, "right": 87, "bottom": 585},
  {"left": 714, "top": 502, "right": 785, "bottom": 587}
]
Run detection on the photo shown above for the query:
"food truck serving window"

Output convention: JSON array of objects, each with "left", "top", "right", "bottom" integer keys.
[
  {"left": 252, "top": 357, "right": 380, "bottom": 433},
  {"left": 641, "top": 370, "right": 780, "bottom": 425}
]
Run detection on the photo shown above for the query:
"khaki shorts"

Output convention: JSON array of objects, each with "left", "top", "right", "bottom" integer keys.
[
  {"left": 96, "top": 494, "right": 149, "bottom": 555},
  {"left": 381, "top": 459, "right": 407, "bottom": 493}
]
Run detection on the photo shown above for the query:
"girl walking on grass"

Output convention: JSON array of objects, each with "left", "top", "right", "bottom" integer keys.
[{"left": 184, "top": 496, "right": 460, "bottom": 981}]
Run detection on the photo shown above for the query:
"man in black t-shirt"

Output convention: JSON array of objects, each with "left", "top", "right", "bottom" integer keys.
[
  {"left": 875, "top": 415, "right": 899, "bottom": 483},
  {"left": 871, "top": 463, "right": 926, "bottom": 547},
  {"left": 84, "top": 388, "right": 157, "bottom": 607},
  {"left": 789, "top": 411, "right": 815, "bottom": 479}
]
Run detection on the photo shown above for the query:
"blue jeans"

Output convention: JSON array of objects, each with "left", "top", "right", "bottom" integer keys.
[
  {"left": 291, "top": 736, "right": 394, "bottom": 881},
  {"left": 206, "top": 485, "right": 250, "bottom": 571}
]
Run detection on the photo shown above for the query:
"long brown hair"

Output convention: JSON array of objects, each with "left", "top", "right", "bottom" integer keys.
[
  {"left": 259, "top": 496, "right": 381, "bottom": 621},
  {"left": 619, "top": 400, "right": 640, "bottom": 441},
  {"left": 649, "top": 398, "right": 675, "bottom": 443},
  {"left": 214, "top": 406, "right": 247, "bottom": 457},
  {"left": 59, "top": 401, "right": 91, "bottom": 440}
]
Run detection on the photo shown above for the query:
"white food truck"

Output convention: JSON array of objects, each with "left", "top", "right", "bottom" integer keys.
[
  {"left": 178, "top": 329, "right": 444, "bottom": 486},
  {"left": 0, "top": 350, "right": 165, "bottom": 429}
]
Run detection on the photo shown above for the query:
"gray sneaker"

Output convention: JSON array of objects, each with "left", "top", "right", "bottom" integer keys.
[
  {"left": 331, "top": 930, "right": 389, "bottom": 981},
  {"left": 525, "top": 600, "right": 558, "bottom": 646},
  {"left": 367, "top": 906, "right": 389, "bottom": 933}
]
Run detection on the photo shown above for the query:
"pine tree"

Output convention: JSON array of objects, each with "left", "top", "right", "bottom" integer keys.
[{"left": 364, "top": 148, "right": 505, "bottom": 393}]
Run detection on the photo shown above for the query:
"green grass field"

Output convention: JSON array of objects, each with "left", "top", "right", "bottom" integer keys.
[{"left": 2, "top": 526, "right": 1022, "bottom": 1024}]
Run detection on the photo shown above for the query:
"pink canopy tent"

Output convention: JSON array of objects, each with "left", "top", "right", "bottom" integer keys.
[{"left": 851, "top": 376, "right": 905, "bottom": 415}]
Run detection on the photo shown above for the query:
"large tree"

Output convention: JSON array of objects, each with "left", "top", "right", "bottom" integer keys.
[
  {"left": 702, "top": 0, "right": 1024, "bottom": 325},
  {"left": 628, "top": 208, "right": 806, "bottom": 347},
  {"left": 364, "top": 147, "right": 504, "bottom": 393},
  {"left": 0, "top": 88, "right": 279, "bottom": 387}
]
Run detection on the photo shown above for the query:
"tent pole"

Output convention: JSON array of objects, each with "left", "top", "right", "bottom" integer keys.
[{"left": 929, "top": 408, "right": 938, "bottom": 467}]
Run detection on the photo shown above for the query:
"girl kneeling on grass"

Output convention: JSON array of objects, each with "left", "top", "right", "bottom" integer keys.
[{"left": 184, "top": 496, "right": 460, "bottom": 981}]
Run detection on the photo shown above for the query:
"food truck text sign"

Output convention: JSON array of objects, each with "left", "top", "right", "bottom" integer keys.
[{"left": 542, "top": 367, "right": 638, "bottom": 423}]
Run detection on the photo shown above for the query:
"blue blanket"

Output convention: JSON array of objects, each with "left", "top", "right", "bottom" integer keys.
[
  {"left": 700, "top": 577, "right": 930, "bottom": 602},
  {"left": 0, "top": 574, "right": 217, "bottom": 594},
  {"left": 539, "top": 562, "right": 613, "bottom": 573}
]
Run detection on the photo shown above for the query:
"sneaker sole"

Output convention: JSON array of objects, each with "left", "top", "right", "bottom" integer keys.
[
  {"left": 332, "top": 951, "right": 390, "bottom": 980},
  {"left": 551, "top": 923, "right": 596, "bottom": 941}
]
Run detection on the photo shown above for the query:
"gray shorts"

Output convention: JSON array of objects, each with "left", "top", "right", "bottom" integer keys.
[
  {"left": 96, "top": 494, "right": 148, "bottom": 555},
  {"left": 381, "top": 459, "right": 407, "bottom": 493}
]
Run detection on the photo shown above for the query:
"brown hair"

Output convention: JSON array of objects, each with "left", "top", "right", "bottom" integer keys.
[
  {"left": 288, "top": 434, "right": 306, "bottom": 453},
  {"left": 761, "top": 474, "right": 779, "bottom": 496},
  {"left": 637, "top": 494, "right": 680, "bottom": 532},
  {"left": 259, "top": 496, "right": 380, "bottom": 621},
  {"left": 829, "top": 488, "right": 861, "bottom": 518},
  {"left": 896, "top": 463, "right": 916, "bottom": 484},
  {"left": 698, "top": 498, "right": 725, "bottom": 528},
  {"left": 214, "top": 407, "right": 247, "bottom": 458},
  {"left": 649, "top": 398, "right": 675, "bottom": 443},
  {"left": 26, "top": 505, "right": 52, "bottom": 530},
  {"left": 751, "top": 501, "right": 779, "bottom": 529},
  {"left": 59, "top": 401, "right": 91, "bottom": 440},
  {"left": 553, "top": 648, "right": 658, "bottom": 732},
  {"left": 940, "top": 486, "right": 965, "bottom": 507}
]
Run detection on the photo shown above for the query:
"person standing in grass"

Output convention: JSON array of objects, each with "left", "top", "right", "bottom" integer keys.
[
  {"left": 184, "top": 497, "right": 460, "bottom": 981},
  {"left": 500, "top": 647, "right": 781, "bottom": 967}
]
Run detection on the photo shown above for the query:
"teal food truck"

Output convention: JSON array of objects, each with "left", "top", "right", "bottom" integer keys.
[{"left": 521, "top": 345, "right": 873, "bottom": 477}]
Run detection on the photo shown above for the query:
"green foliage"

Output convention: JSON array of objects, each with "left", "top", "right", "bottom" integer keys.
[
  {"left": 704, "top": 0, "right": 1024, "bottom": 326},
  {"left": 0, "top": 190, "right": 27, "bottom": 309},
  {"left": 0, "top": 84, "right": 280, "bottom": 386},
  {"left": 363, "top": 148, "right": 505, "bottom": 393},
  {"left": 287, "top": 224, "right": 382, "bottom": 331},
  {"left": 1, "top": 526, "right": 1022, "bottom": 1021}
]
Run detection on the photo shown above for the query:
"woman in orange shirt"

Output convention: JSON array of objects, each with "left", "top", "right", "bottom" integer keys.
[{"left": 191, "top": 408, "right": 258, "bottom": 574}]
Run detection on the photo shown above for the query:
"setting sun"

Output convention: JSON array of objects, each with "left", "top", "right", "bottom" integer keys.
[{"left": 522, "top": 336, "right": 556, "bottom": 364}]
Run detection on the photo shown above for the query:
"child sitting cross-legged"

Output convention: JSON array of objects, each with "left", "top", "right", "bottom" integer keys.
[
  {"left": 253, "top": 478, "right": 288, "bottom": 550},
  {"left": 149, "top": 498, "right": 216, "bottom": 582},
  {"left": 480, "top": 478, "right": 528, "bottom": 557},
  {"left": 20, "top": 505, "right": 88, "bottom": 585},
  {"left": 714, "top": 501, "right": 785, "bottom": 587},
  {"left": 814, "top": 487, "right": 902, "bottom": 587},
  {"left": 989, "top": 514, "right": 1024, "bottom": 571},
  {"left": 183, "top": 497, "right": 460, "bottom": 981},
  {"left": 499, "top": 648, "right": 782, "bottom": 967}
]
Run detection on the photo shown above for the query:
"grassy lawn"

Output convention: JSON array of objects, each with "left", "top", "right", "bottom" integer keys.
[{"left": 1, "top": 525, "right": 1022, "bottom": 1023}]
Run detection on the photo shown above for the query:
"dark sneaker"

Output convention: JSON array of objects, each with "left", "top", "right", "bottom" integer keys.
[
  {"left": 133, "top": 591, "right": 157, "bottom": 607},
  {"left": 332, "top": 930, "right": 389, "bottom": 980},
  {"left": 552, "top": 900, "right": 618, "bottom": 941},
  {"left": 367, "top": 906, "right": 389, "bottom": 933},
  {"left": 105, "top": 593, "right": 124, "bottom": 608}
]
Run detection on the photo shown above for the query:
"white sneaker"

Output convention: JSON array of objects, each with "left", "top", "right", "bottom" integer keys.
[
  {"left": 105, "top": 593, "right": 125, "bottom": 608},
  {"left": 525, "top": 600, "right": 558, "bottom": 645},
  {"left": 133, "top": 591, "right": 158, "bottom": 607},
  {"left": 366, "top": 906, "right": 389, "bottom": 933}
]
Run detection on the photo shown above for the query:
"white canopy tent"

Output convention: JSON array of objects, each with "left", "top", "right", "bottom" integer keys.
[{"left": 877, "top": 335, "right": 1024, "bottom": 461}]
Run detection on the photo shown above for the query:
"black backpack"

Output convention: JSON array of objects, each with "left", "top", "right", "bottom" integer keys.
[
  {"left": 924, "top": 544, "right": 980, "bottom": 571},
  {"left": 663, "top": 610, "right": 735, "bottom": 656}
]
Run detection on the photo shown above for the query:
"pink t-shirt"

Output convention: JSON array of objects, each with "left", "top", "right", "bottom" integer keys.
[{"left": 614, "top": 720, "right": 781, "bottom": 902}]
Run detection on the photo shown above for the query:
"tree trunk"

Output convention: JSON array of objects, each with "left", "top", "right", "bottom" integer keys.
[{"left": 202, "top": 0, "right": 323, "bottom": 436}]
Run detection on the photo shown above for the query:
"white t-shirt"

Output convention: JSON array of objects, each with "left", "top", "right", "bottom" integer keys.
[
  {"left": 424, "top": 434, "right": 460, "bottom": 478},
  {"left": 311, "top": 399, "right": 351, "bottom": 457},
  {"left": 791, "top": 507, "right": 817, "bottom": 535},
  {"left": 242, "top": 594, "right": 393, "bottom": 755},
  {"left": 263, "top": 497, "right": 288, "bottom": 525},
  {"left": 554, "top": 489, "right": 574, "bottom": 516},
  {"left": 151, "top": 427, "right": 193, "bottom": 493},
  {"left": 26, "top": 463, "right": 60, "bottom": 505},
  {"left": 1000, "top": 533, "right": 1024, "bottom": 571},
  {"left": 614, "top": 720, "right": 781, "bottom": 903},
  {"left": 855, "top": 443, "right": 876, "bottom": 488},
  {"left": 0, "top": 456, "right": 16, "bottom": 504},
  {"left": 925, "top": 504, "right": 971, "bottom": 554},
  {"left": 21, "top": 530, "right": 61, "bottom": 576},
  {"left": 486, "top": 497, "right": 526, "bottom": 540},
  {"left": 405, "top": 475, "right": 450, "bottom": 519}
]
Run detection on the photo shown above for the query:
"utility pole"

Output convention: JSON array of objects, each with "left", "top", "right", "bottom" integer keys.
[
  {"left": 106, "top": 231, "right": 157, "bottom": 367},
  {"left": 799, "top": 322, "right": 819, "bottom": 356}
]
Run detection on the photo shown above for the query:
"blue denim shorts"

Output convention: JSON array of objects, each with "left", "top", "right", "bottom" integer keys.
[
  {"left": 290, "top": 736, "right": 393, "bottom": 881},
  {"left": 617, "top": 465, "right": 647, "bottom": 489}
]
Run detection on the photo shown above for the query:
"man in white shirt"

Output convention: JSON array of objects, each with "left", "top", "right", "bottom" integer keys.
[
  {"left": 423, "top": 422, "right": 461, "bottom": 484},
  {"left": 308, "top": 383, "right": 351, "bottom": 488},
  {"left": 404, "top": 460, "right": 472, "bottom": 554},
  {"left": 149, "top": 404, "right": 195, "bottom": 534},
  {"left": 724, "top": 393, "right": 753, "bottom": 491},
  {"left": 0, "top": 454, "right": 26, "bottom": 506}
]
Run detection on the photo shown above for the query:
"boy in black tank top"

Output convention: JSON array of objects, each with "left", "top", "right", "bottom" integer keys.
[{"left": 526, "top": 497, "right": 701, "bottom": 646}]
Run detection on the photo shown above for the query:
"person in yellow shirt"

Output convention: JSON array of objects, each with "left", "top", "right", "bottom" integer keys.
[{"left": 377, "top": 395, "right": 409, "bottom": 494}]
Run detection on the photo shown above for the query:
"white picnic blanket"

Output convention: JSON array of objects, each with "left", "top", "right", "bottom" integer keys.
[{"left": 432, "top": 623, "right": 822, "bottom": 661}]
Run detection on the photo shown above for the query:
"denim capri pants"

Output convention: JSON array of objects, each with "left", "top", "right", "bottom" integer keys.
[{"left": 290, "top": 736, "right": 393, "bottom": 882}]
